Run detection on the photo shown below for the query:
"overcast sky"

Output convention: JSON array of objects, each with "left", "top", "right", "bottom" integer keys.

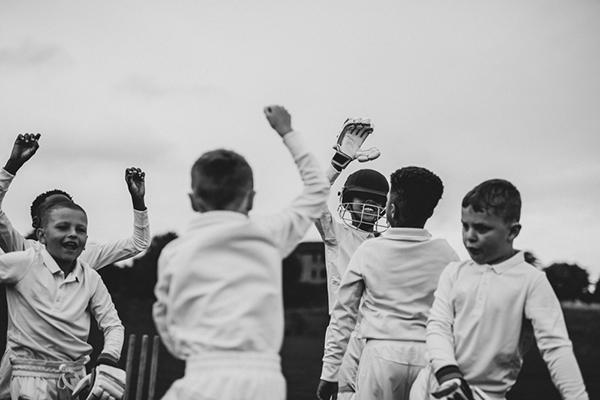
[{"left": 1, "top": 0, "right": 599, "bottom": 278}]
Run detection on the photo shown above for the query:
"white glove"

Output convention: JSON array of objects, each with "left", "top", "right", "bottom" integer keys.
[
  {"left": 431, "top": 378, "right": 474, "bottom": 400},
  {"left": 331, "top": 118, "right": 379, "bottom": 171},
  {"left": 72, "top": 364, "right": 126, "bottom": 400}
]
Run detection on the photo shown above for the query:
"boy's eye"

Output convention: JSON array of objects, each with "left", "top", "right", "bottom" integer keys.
[{"left": 76, "top": 227, "right": 87, "bottom": 234}]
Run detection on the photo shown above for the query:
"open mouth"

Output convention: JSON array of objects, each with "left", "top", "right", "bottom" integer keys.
[{"left": 62, "top": 242, "right": 80, "bottom": 251}]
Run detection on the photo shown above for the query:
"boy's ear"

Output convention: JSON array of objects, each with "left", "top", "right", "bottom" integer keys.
[
  {"left": 188, "top": 192, "right": 205, "bottom": 212},
  {"left": 245, "top": 190, "right": 256, "bottom": 213},
  {"left": 508, "top": 223, "right": 521, "bottom": 241},
  {"left": 36, "top": 227, "right": 46, "bottom": 244}
]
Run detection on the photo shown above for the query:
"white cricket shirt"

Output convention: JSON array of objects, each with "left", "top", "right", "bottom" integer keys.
[
  {"left": 153, "top": 130, "right": 329, "bottom": 359},
  {"left": 0, "top": 247, "right": 124, "bottom": 362},
  {"left": 315, "top": 166, "right": 372, "bottom": 313},
  {"left": 321, "top": 228, "right": 458, "bottom": 381},
  {"left": 426, "top": 251, "right": 588, "bottom": 400}
]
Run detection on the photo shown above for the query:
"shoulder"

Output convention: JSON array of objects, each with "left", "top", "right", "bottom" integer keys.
[{"left": 429, "top": 238, "right": 460, "bottom": 260}]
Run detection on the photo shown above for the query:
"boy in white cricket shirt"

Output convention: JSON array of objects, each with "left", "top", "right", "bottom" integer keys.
[
  {"left": 0, "top": 200, "right": 126, "bottom": 400},
  {"left": 319, "top": 166, "right": 459, "bottom": 400},
  {"left": 0, "top": 134, "right": 150, "bottom": 399},
  {"left": 424, "top": 179, "right": 588, "bottom": 400},
  {"left": 315, "top": 118, "right": 389, "bottom": 400},
  {"left": 152, "top": 105, "right": 329, "bottom": 400}
]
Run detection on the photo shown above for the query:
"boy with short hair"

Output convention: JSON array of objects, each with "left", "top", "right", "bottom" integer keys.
[
  {"left": 152, "top": 105, "right": 329, "bottom": 400},
  {"left": 0, "top": 134, "right": 149, "bottom": 399},
  {"left": 0, "top": 199, "right": 125, "bottom": 400},
  {"left": 424, "top": 179, "right": 588, "bottom": 400},
  {"left": 315, "top": 118, "right": 389, "bottom": 400},
  {"left": 0, "top": 133, "right": 150, "bottom": 267},
  {"left": 319, "top": 166, "right": 459, "bottom": 400}
]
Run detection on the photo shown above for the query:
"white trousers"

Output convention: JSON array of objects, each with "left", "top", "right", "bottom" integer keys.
[
  {"left": 8, "top": 357, "right": 85, "bottom": 400},
  {"left": 162, "top": 352, "right": 286, "bottom": 400},
  {"left": 356, "top": 340, "right": 426, "bottom": 400}
]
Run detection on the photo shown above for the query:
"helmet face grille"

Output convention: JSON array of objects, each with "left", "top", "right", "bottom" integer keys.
[{"left": 337, "top": 202, "right": 389, "bottom": 234}]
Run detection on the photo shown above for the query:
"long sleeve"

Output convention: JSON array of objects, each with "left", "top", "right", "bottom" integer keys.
[
  {"left": 89, "top": 274, "right": 125, "bottom": 362},
  {"left": 256, "top": 131, "right": 329, "bottom": 257},
  {"left": 79, "top": 209, "right": 151, "bottom": 270},
  {"left": 0, "top": 168, "right": 31, "bottom": 253},
  {"left": 314, "top": 165, "right": 341, "bottom": 243},
  {"left": 152, "top": 248, "right": 177, "bottom": 357},
  {"left": 0, "top": 247, "right": 35, "bottom": 283},
  {"left": 320, "top": 250, "right": 365, "bottom": 382},
  {"left": 525, "top": 274, "right": 588, "bottom": 400},
  {"left": 426, "top": 262, "right": 459, "bottom": 373}
]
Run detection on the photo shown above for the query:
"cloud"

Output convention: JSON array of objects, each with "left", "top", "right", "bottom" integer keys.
[
  {"left": 0, "top": 40, "right": 68, "bottom": 68},
  {"left": 115, "top": 75, "right": 220, "bottom": 99}
]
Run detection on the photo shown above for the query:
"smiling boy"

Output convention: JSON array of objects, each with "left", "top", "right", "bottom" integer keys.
[{"left": 0, "top": 200, "right": 125, "bottom": 400}]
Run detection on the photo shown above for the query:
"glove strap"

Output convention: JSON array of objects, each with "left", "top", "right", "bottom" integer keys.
[
  {"left": 435, "top": 365, "right": 463, "bottom": 384},
  {"left": 331, "top": 150, "right": 353, "bottom": 172}
]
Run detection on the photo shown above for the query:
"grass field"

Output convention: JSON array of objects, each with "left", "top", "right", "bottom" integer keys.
[{"left": 109, "top": 303, "right": 599, "bottom": 399}]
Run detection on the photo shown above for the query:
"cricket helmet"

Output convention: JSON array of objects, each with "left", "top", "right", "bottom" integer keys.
[{"left": 337, "top": 169, "right": 389, "bottom": 233}]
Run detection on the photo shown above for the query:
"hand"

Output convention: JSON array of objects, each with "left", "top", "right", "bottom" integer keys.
[
  {"left": 431, "top": 378, "right": 475, "bottom": 400},
  {"left": 264, "top": 105, "right": 293, "bottom": 137},
  {"left": 125, "top": 167, "right": 146, "bottom": 211},
  {"left": 4, "top": 133, "right": 41, "bottom": 174},
  {"left": 72, "top": 364, "right": 126, "bottom": 400},
  {"left": 331, "top": 118, "right": 379, "bottom": 171},
  {"left": 316, "top": 379, "right": 338, "bottom": 400}
]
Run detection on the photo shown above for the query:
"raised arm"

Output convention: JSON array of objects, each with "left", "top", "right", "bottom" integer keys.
[
  {"left": 79, "top": 167, "right": 150, "bottom": 270},
  {"left": 257, "top": 105, "right": 329, "bottom": 257},
  {"left": 0, "top": 247, "right": 36, "bottom": 284},
  {"left": 318, "top": 250, "right": 365, "bottom": 400},
  {"left": 525, "top": 274, "right": 589, "bottom": 400},
  {"left": 315, "top": 118, "right": 380, "bottom": 241},
  {"left": 0, "top": 134, "right": 42, "bottom": 253}
]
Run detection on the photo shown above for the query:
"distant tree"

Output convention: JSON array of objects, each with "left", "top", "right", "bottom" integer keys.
[
  {"left": 129, "top": 231, "right": 178, "bottom": 298},
  {"left": 544, "top": 262, "right": 590, "bottom": 302}
]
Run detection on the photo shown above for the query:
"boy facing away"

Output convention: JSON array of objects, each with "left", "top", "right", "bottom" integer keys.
[
  {"left": 152, "top": 105, "right": 329, "bottom": 400},
  {"left": 319, "top": 166, "right": 459, "bottom": 400},
  {"left": 423, "top": 179, "right": 588, "bottom": 400},
  {"left": 315, "top": 118, "right": 389, "bottom": 400},
  {"left": 0, "top": 200, "right": 126, "bottom": 400}
]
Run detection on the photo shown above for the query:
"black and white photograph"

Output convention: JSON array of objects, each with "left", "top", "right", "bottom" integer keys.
[{"left": 0, "top": 1, "right": 598, "bottom": 399}]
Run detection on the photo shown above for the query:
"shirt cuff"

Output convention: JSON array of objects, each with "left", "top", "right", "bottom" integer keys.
[
  {"left": 320, "top": 362, "right": 339, "bottom": 382},
  {"left": 133, "top": 208, "right": 149, "bottom": 226}
]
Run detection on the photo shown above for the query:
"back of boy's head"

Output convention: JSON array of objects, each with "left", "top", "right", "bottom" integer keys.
[
  {"left": 191, "top": 149, "right": 254, "bottom": 210},
  {"left": 389, "top": 166, "right": 443, "bottom": 227},
  {"left": 462, "top": 179, "right": 521, "bottom": 223},
  {"left": 31, "top": 189, "right": 73, "bottom": 229},
  {"left": 39, "top": 199, "right": 87, "bottom": 228}
]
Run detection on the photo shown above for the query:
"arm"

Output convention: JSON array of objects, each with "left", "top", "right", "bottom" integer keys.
[
  {"left": 525, "top": 274, "right": 589, "bottom": 400},
  {"left": 79, "top": 167, "right": 150, "bottom": 270},
  {"left": 89, "top": 273, "right": 125, "bottom": 364},
  {"left": 152, "top": 249, "right": 177, "bottom": 357},
  {"left": 0, "top": 247, "right": 36, "bottom": 284},
  {"left": 320, "top": 250, "right": 365, "bottom": 383},
  {"left": 258, "top": 105, "right": 329, "bottom": 257},
  {"left": 426, "top": 263, "right": 461, "bottom": 377},
  {"left": 315, "top": 118, "right": 379, "bottom": 242},
  {"left": 0, "top": 134, "right": 42, "bottom": 253}
]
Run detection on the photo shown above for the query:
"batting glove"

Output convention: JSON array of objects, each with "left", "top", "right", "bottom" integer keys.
[
  {"left": 431, "top": 378, "right": 475, "bottom": 400},
  {"left": 72, "top": 355, "right": 126, "bottom": 400},
  {"left": 331, "top": 118, "right": 379, "bottom": 171}
]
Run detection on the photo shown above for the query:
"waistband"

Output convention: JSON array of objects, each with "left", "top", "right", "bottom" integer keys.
[
  {"left": 186, "top": 351, "right": 281, "bottom": 373},
  {"left": 10, "top": 358, "right": 86, "bottom": 390}
]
